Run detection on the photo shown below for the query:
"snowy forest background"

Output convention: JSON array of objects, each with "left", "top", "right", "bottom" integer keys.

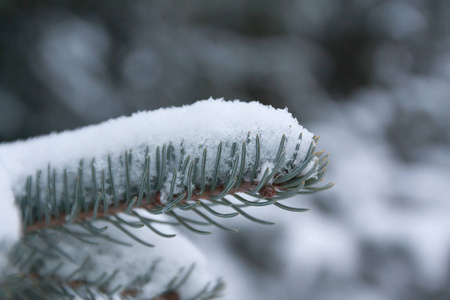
[{"left": 1, "top": 1, "right": 450, "bottom": 299}]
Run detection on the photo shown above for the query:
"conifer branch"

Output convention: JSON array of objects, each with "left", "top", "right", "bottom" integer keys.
[
  {"left": 18, "top": 136, "right": 332, "bottom": 249},
  {"left": 0, "top": 100, "right": 334, "bottom": 299}
]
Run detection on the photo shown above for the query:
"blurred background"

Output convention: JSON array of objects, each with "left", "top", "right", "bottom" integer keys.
[{"left": 1, "top": 1, "right": 450, "bottom": 299}]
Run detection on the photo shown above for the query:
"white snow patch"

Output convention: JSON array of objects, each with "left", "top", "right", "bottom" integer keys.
[{"left": 0, "top": 99, "right": 315, "bottom": 207}]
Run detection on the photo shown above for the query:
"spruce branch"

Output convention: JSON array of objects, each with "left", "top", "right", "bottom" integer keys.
[
  {"left": 0, "top": 257, "right": 224, "bottom": 300},
  {"left": 0, "top": 99, "right": 334, "bottom": 299},
  {"left": 17, "top": 133, "right": 332, "bottom": 249}
]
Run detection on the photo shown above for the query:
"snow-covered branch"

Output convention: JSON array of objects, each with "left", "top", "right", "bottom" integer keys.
[{"left": 0, "top": 99, "right": 332, "bottom": 299}]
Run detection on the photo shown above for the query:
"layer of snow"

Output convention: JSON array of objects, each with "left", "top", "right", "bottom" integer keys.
[{"left": 0, "top": 98, "right": 315, "bottom": 208}]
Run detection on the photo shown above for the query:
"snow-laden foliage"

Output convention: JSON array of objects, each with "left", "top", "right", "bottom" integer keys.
[
  {"left": 1, "top": 99, "right": 316, "bottom": 204},
  {"left": 0, "top": 99, "right": 331, "bottom": 299}
]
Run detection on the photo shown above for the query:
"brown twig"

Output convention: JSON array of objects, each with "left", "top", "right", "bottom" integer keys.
[
  {"left": 25, "top": 181, "right": 278, "bottom": 233},
  {"left": 17, "top": 272, "right": 179, "bottom": 299},
  {"left": 154, "top": 292, "right": 179, "bottom": 300}
]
